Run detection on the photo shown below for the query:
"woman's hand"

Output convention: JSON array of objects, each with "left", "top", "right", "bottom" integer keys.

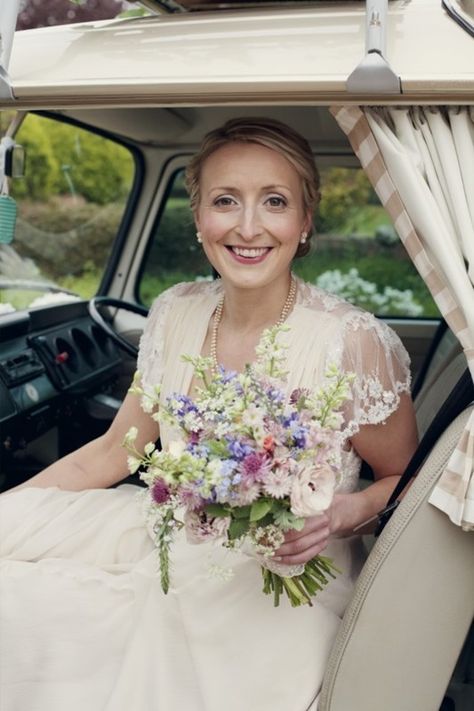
[
  {"left": 273, "top": 512, "right": 331, "bottom": 566},
  {"left": 272, "top": 493, "right": 363, "bottom": 566}
]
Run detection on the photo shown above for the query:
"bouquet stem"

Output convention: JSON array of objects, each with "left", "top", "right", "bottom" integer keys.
[{"left": 262, "top": 555, "right": 340, "bottom": 607}]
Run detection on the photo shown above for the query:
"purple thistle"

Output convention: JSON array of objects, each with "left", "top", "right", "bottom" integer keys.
[
  {"left": 151, "top": 478, "right": 171, "bottom": 505},
  {"left": 241, "top": 452, "right": 270, "bottom": 483}
]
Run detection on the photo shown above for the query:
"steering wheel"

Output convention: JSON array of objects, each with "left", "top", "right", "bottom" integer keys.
[{"left": 88, "top": 296, "right": 149, "bottom": 358}]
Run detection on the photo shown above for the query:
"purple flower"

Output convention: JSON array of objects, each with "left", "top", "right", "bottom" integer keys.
[
  {"left": 186, "top": 443, "right": 210, "bottom": 459},
  {"left": 218, "top": 366, "right": 238, "bottom": 384},
  {"left": 240, "top": 452, "right": 271, "bottom": 484},
  {"left": 289, "top": 387, "right": 310, "bottom": 405},
  {"left": 226, "top": 438, "right": 253, "bottom": 461},
  {"left": 151, "top": 478, "right": 171, "bottom": 505}
]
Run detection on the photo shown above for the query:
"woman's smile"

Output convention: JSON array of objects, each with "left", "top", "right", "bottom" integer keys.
[{"left": 225, "top": 245, "right": 272, "bottom": 264}]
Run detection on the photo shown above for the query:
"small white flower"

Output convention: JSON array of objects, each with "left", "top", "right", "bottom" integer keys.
[
  {"left": 123, "top": 426, "right": 138, "bottom": 447},
  {"left": 127, "top": 455, "right": 142, "bottom": 474}
]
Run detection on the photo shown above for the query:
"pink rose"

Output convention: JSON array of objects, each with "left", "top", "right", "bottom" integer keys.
[
  {"left": 290, "top": 462, "right": 336, "bottom": 517},
  {"left": 184, "top": 509, "right": 230, "bottom": 544}
]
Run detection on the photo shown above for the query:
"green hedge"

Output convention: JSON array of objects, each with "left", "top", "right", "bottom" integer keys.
[{"left": 11, "top": 114, "right": 133, "bottom": 204}]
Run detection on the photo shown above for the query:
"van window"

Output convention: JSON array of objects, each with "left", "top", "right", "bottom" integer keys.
[
  {"left": 138, "top": 166, "right": 438, "bottom": 318},
  {"left": 0, "top": 113, "right": 135, "bottom": 312}
]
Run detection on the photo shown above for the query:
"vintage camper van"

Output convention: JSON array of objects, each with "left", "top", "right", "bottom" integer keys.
[{"left": 0, "top": 2, "right": 473, "bottom": 709}]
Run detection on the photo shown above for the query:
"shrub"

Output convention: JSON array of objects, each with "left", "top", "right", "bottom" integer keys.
[
  {"left": 315, "top": 267, "right": 424, "bottom": 316},
  {"left": 11, "top": 114, "right": 133, "bottom": 205},
  {"left": 317, "top": 168, "right": 372, "bottom": 234},
  {"left": 13, "top": 199, "right": 123, "bottom": 278},
  {"left": 10, "top": 116, "right": 60, "bottom": 201},
  {"left": 144, "top": 199, "right": 211, "bottom": 276}
]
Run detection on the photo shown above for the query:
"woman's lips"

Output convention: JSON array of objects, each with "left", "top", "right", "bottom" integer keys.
[{"left": 226, "top": 246, "right": 272, "bottom": 264}]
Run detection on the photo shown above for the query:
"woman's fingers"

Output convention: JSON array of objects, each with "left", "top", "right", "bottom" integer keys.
[
  {"left": 282, "top": 512, "right": 330, "bottom": 542},
  {"left": 274, "top": 524, "right": 330, "bottom": 565},
  {"left": 274, "top": 534, "right": 330, "bottom": 565}
]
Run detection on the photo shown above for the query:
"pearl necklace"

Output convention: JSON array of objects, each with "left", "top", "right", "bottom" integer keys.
[{"left": 209, "top": 276, "right": 297, "bottom": 372}]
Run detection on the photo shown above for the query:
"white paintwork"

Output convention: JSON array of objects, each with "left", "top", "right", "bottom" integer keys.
[{"left": 4, "top": 0, "right": 474, "bottom": 108}]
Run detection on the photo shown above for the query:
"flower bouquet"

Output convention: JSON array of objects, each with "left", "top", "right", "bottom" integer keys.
[{"left": 124, "top": 325, "right": 354, "bottom": 607}]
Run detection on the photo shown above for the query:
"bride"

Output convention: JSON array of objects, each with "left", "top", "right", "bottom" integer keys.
[{"left": 0, "top": 117, "right": 418, "bottom": 710}]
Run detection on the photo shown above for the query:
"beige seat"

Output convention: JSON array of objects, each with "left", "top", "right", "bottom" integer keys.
[
  {"left": 416, "top": 349, "right": 467, "bottom": 438},
  {"left": 415, "top": 328, "right": 465, "bottom": 437},
  {"left": 320, "top": 405, "right": 474, "bottom": 711}
]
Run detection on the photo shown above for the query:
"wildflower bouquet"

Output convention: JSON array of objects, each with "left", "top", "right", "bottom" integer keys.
[{"left": 124, "top": 325, "right": 354, "bottom": 607}]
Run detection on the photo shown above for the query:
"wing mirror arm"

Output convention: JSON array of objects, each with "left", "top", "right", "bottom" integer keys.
[{"left": 346, "top": 0, "right": 401, "bottom": 95}]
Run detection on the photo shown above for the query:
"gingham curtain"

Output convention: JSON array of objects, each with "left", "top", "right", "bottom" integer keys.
[{"left": 330, "top": 105, "right": 474, "bottom": 531}]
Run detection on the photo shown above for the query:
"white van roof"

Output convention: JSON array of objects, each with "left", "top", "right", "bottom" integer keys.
[{"left": 3, "top": 0, "right": 474, "bottom": 108}]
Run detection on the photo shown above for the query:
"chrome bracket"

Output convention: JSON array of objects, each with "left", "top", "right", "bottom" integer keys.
[{"left": 347, "top": 0, "right": 401, "bottom": 95}]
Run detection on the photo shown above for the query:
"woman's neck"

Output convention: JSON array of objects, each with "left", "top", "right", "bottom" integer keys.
[{"left": 219, "top": 273, "right": 294, "bottom": 332}]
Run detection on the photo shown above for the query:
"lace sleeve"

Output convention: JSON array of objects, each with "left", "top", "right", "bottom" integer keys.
[
  {"left": 136, "top": 282, "right": 189, "bottom": 396},
  {"left": 339, "top": 311, "right": 412, "bottom": 438}
]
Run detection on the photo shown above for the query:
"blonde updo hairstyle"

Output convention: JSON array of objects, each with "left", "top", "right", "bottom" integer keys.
[{"left": 185, "top": 117, "right": 321, "bottom": 258}]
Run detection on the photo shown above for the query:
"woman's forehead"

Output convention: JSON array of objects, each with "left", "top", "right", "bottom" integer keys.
[{"left": 200, "top": 142, "right": 302, "bottom": 188}]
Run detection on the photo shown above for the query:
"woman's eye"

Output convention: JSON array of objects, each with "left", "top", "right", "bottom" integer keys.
[
  {"left": 266, "top": 196, "right": 287, "bottom": 208},
  {"left": 214, "top": 196, "right": 235, "bottom": 207}
]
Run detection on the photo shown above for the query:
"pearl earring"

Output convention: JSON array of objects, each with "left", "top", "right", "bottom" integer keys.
[
  {"left": 196, "top": 231, "right": 202, "bottom": 244},
  {"left": 300, "top": 231, "right": 307, "bottom": 244}
]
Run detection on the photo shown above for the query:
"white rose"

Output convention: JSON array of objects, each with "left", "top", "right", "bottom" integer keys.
[{"left": 290, "top": 462, "right": 336, "bottom": 517}]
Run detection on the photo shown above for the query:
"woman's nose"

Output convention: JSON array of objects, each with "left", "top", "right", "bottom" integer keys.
[{"left": 236, "top": 205, "right": 263, "bottom": 241}]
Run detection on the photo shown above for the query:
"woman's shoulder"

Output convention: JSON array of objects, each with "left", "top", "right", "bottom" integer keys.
[
  {"left": 294, "top": 276, "right": 409, "bottom": 358},
  {"left": 295, "top": 276, "right": 378, "bottom": 326},
  {"left": 148, "top": 278, "right": 222, "bottom": 314}
]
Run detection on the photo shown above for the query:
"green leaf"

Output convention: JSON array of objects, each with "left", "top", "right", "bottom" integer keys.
[
  {"left": 232, "top": 505, "right": 251, "bottom": 519},
  {"left": 203, "top": 503, "right": 229, "bottom": 518},
  {"left": 249, "top": 500, "right": 272, "bottom": 522},
  {"left": 274, "top": 508, "right": 305, "bottom": 532},
  {"left": 228, "top": 518, "right": 250, "bottom": 540}
]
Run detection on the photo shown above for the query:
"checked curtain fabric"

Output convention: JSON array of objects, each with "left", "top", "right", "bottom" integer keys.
[{"left": 331, "top": 105, "right": 474, "bottom": 531}]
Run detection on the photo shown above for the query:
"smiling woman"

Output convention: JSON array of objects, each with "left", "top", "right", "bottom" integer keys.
[
  {"left": 0, "top": 115, "right": 418, "bottom": 711},
  {"left": 0, "top": 1, "right": 473, "bottom": 708}
]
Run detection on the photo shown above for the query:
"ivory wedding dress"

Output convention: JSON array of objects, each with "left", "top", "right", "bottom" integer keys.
[{"left": 0, "top": 277, "right": 411, "bottom": 711}]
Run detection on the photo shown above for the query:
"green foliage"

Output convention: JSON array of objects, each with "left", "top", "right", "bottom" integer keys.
[
  {"left": 138, "top": 196, "right": 213, "bottom": 304},
  {"left": 11, "top": 114, "right": 133, "bottom": 204},
  {"left": 317, "top": 168, "right": 372, "bottom": 234},
  {"left": 48, "top": 122, "right": 133, "bottom": 204},
  {"left": 292, "top": 240, "right": 439, "bottom": 317},
  {"left": 14, "top": 199, "right": 123, "bottom": 279},
  {"left": 11, "top": 117, "right": 59, "bottom": 201}
]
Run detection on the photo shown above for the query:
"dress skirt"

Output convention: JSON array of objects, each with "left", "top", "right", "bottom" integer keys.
[{"left": 0, "top": 484, "right": 366, "bottom": 711}]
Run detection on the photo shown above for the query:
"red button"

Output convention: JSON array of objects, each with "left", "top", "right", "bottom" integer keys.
[{"left": 55, "top": 351, "right": 69, "bottom": 364}]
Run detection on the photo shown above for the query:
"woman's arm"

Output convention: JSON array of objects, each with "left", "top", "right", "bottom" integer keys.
[
  {"left": 275, "top": 393, "right": 418, "bottom": 565},
  {"left": 11, "top": 390, "right": 160, "bottom": 492}
]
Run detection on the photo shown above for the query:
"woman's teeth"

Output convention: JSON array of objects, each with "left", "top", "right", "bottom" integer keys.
[{"left": 230, "top": 247, "right": 269, "bottom": 258}]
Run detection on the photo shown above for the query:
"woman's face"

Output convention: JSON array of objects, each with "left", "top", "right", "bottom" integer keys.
[{"left": 195, "top": 142, "right": 311, "bottom": 292}]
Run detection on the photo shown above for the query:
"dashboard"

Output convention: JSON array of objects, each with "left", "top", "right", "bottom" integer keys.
[{"left": 0, "top": 301, "right": 124, "bottom": 488}]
